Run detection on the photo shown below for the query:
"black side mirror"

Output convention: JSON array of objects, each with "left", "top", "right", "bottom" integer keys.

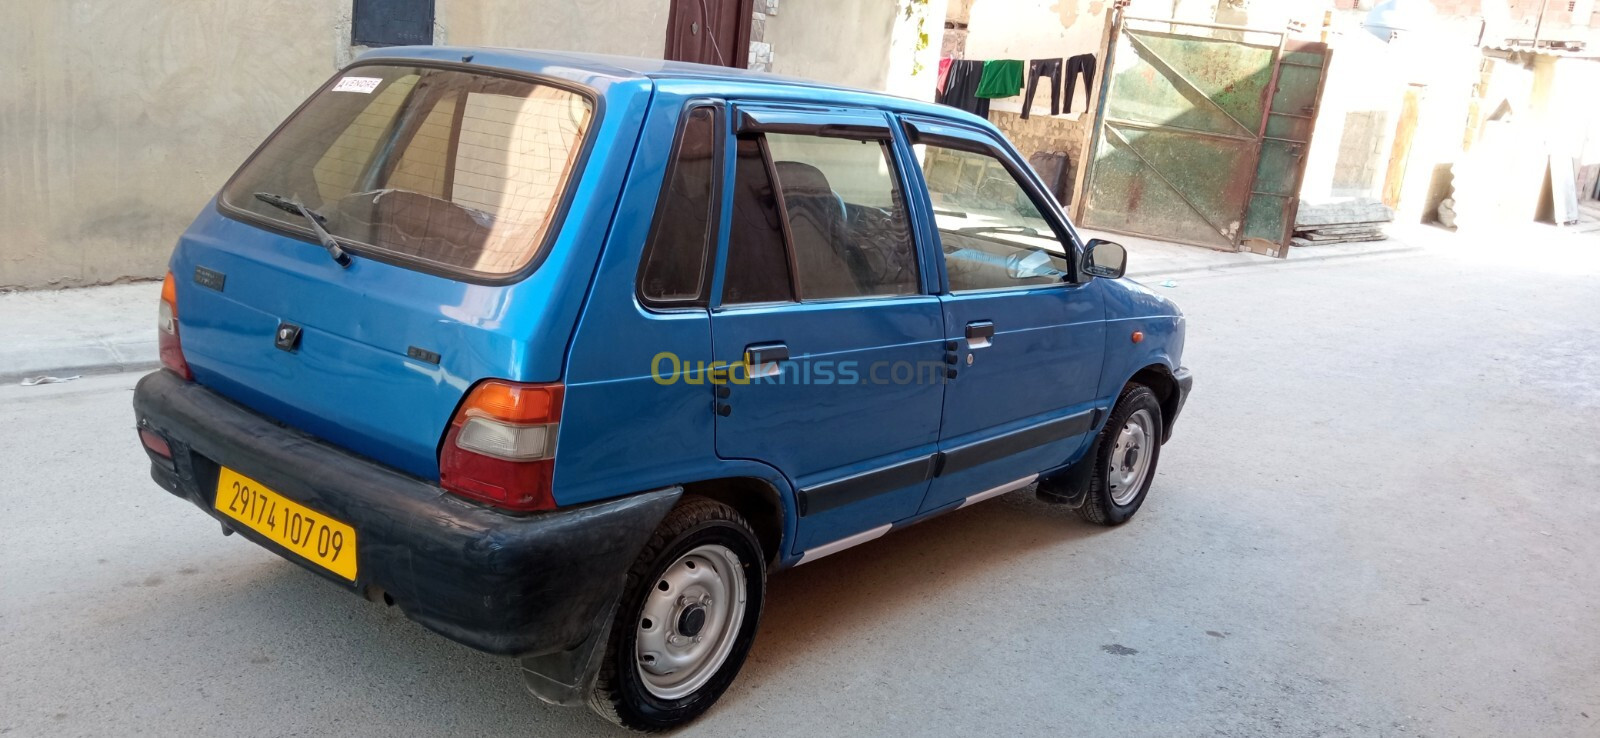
[{"left": 1081, "top": 239, "right": 1127, "bottom": 279}]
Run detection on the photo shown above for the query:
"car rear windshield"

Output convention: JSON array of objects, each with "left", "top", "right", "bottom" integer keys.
[{"left": 220, "top": 64, "right": 594, "bottom": 277}]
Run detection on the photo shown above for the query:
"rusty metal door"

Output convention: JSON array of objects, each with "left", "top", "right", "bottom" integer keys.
[
  {"left": 1240, "top": 41, "right": 1332, "bottom": 256},
  {"left": 1079, "top": 17, "right": 1329, "bottom": 256}
]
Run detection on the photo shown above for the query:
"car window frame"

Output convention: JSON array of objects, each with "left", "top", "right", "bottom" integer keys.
[
  {"left": 635, "top": 100, "right": 726, "bottom": 311},
  {"left": 213, "top": 59, "right": 604, "bottom": 287},
  {"left": 708, "top": 133, "right": 798, "bottom": 308},
  {"left": 898, "top": 115, "right": 1086, "bottom": 294},
  {"left": 712, "top": 104, "right": 931, "bottom": 311}
]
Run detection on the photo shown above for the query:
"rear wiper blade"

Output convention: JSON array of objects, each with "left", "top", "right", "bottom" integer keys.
[{"left": 253, "top": 192, "right": 352, "bottom": 268}]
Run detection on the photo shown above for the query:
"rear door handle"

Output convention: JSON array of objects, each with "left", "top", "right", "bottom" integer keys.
[
  {"left": 965, "top": 321, "right": 995, "bottom": 349},
  {"left": 744, "top": 343, "right": 789, "bottom": 378}
]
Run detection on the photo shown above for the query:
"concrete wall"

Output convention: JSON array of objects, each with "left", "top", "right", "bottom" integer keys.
[
  {"left": 763, "top": 0, "right": 900, "bottom": 91},
  {"left": 440, "top": 0, "right": 670, "bottom": 57},
  {"left": 1450, "top": 53, "right": 1600, "bottom": 226},
  {"left": 965, "top": 0, "right": 1108, "bottom": 96},
  {"left": 2, "top": 1, "right": 351, "bottom": 289},
  {"left": 1297, "top": 8, "right": 1491, "bottom": 224},
  {"left": 1, "top": 0, "right": 891, "bottom": 289}
]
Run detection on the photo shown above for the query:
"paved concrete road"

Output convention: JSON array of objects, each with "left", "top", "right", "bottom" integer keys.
[{"left": 3, "top": 241, "right": 1598, "bottom": 736}]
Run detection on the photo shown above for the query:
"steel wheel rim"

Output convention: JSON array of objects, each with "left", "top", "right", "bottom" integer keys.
[
  {"left": 635, "top": 543, "right": 747, "bottom": 700},
  {"left": 1108, "top": 408, "right": 1154, "bottom": 506}
]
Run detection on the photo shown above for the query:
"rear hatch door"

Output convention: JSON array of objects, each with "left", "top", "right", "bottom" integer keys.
[{"left": 169, "top": 61, "right": 619, "bottom": 479}]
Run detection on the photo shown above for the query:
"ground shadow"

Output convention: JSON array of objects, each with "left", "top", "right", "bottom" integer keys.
[{"left": 91, "top": 489, "right": 1103, "bottom": 734}]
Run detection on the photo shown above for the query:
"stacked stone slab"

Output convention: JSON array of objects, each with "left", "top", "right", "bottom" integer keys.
[{"left": 1292, "top": 198, "right": 1394, "bottom": 246}]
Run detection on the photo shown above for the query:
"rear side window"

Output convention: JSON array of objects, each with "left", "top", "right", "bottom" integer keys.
[
  {"left": 765, "top": 134, "right": 919, "bottom": 300},
  {"left": 638, "top": 106, "right": 718, "bottom": 305},
  {"left": 221, "top": 65, "right": 594, "bottom": 277},
  {"left": 721, "top": 130, "right": 919, "bottom": 304}
]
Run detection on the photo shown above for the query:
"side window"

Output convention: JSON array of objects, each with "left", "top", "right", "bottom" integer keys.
[
  {"left": 764, "top": 133, "right": 920, "bottom": 300},
  {"left": 723, "top": 137, "right": 796, "bottom": 304},
  {"left": 913, "top": 144, "right": 1072, "bottom": 291},
  {"left": 639, "top": 107, "right": 718, "bottom": 305}
]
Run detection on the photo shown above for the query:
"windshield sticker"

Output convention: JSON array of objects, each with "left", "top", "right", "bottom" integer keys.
[{"left": 331, "top": 76, "right": 382, "bottom": 94}]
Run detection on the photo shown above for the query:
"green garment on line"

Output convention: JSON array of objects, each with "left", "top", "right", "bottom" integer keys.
[{"left": 974, "top": 59, "right": 1025, "bottom": 99}]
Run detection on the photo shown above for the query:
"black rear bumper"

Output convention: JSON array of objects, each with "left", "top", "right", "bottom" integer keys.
[{"left": 132, "top": 370, "right": 678, "bottom": 658}]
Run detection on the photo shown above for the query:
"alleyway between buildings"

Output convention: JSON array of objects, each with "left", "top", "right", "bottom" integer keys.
[{"left": 5, "top": 227, "right": 1597, "bottom": 736}]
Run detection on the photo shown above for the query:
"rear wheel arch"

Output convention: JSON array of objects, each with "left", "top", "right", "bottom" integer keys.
[{"left": 677, "top": 477, "right": 786, "bottom": 566}]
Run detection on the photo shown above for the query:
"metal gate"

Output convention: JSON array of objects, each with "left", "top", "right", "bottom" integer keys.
[{"left": 1078, "top": 16, "right": 1330, "bottom": 257}]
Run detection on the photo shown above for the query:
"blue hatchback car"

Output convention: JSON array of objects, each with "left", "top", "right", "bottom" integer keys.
[{"left": 132, "top": 47, "right": 1191, "bottom": 730}]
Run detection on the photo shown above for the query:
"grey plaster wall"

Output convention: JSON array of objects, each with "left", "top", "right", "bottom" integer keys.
[
  {"left": 2, "top": 2, "right": 353, "bottom": 288},
  {"left": 763, "top": 0, "right": 898, "bottom": 91},
  {"left": 0, "top": 0, "right": 676, "bottom": 289}
]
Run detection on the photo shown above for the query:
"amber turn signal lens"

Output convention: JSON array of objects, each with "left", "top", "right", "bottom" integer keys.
[
  {"left": 158, "top": 271, "right": 193, "bottom": 380},
  {"left": 1131, "top": 331, "right": 1145, "bottom": 343},
  {"left": 461, "top": 380, "right": 563, "bottom": 424},
  {"left": 439, "top": 380, "right": 565, "bottom": 512}
]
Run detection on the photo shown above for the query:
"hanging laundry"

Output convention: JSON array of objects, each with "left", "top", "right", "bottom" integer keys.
[
  {"left": 1064, "top": 54, "right": 1097, "bottom": 114},
  {"left": 1021, "top": 58, "right": 1063, "bottom": 119},
  {"left": 936, "top": 57, "right": 954, "bottom": 96},
  {"left": 938, "top": 59, "right": 990, "bottom": 118},
  {"left": 974, "top": 59, "right": 1025, "bottom": 99}
]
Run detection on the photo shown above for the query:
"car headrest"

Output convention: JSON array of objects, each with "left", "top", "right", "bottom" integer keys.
[{"left": 774, "top": 161, "right": 846, "bottom": 223}]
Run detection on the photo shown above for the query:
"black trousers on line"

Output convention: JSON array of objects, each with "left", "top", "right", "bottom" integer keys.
[
  {"left": 937, "top": 59, "right": 990, "bottom": 118},
  {"left": 1064, "top": 53, "right": 1096, "bottom": 114},
  {"left": 1021, "top": 58, "right": 1062, "bottom": 119}
]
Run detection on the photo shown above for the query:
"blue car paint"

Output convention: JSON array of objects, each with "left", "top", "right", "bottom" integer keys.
[
  {"left": 890, "top": 114, "right": 1109, "bottom": 513},
  {"left": 172, "top": 46, "right": 1186, "bottom": 572},
  {"left": 1095, "top": 277, "right": 1187, "bottom": 401},
  {"left": 556, "top": 87, "right": 721, "bottom": 505},
  {"left": 709, "top": 295, "right": 949, "bottom": 553},
  {"left": 171, "top": 51, "right": 654, "bottom": 479}
]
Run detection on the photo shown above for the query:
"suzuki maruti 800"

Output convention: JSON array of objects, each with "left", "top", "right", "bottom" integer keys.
[{"left": 133, "top": 47, "right": 1192, "bottom": 730}]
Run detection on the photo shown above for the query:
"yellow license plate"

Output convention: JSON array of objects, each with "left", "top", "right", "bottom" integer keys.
[{"left": 215, "top": 467, "right": 358, "bottom": 581}]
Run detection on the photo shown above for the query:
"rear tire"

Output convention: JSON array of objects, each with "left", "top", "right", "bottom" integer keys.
[
  {"left": 1075, "top": 384, "right": 1164, "bottom": 526},
  {"left": 587, "top": 497, "right": 765, "bottom": 731}
]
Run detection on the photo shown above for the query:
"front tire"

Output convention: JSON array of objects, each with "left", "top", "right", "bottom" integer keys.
[
  {"left": 587, "top": 497, "right": 766, "bottom": 731},
  {"left": 1075, "top": 384, "right": 1164, "bottom": 526}
]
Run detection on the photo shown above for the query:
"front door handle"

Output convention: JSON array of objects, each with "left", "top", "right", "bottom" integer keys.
[
  {"left": 965, "top": 321, "right": 995, "bottom": 349},
  {"left": 744, "top": 343, "right": 789, "bottom": 378}
]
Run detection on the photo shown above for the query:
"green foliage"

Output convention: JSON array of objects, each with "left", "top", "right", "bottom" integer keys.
[{"left": 900, "top": 0, "right": 932, "bottom": 76}]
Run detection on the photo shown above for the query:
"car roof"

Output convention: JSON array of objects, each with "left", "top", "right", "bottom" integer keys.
[{"left": 356, "top": 45, "right": 991, "bottom": 128}]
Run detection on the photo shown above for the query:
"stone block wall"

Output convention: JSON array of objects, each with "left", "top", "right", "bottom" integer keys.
[
  {"left": 990, "top": 110, "right": 1091, "bottom": 205},
  {"left": 748, "top": 0, "right": 780, "bottom": 71},
  {"left": 1330, "top": 109, "right": 1390, "bottom": 196}
]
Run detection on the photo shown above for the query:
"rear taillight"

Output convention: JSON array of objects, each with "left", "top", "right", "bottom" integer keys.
[
  {"left": 439, "top": 380, "right": 564, "bottom": 511},
  {"left": 158, "top": 272, "right": 193, "bottom": 380}
]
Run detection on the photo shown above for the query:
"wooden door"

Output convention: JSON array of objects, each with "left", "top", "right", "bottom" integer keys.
[
  {"left": 664, "top": 0, "right": 752, "bottom": 68},
  {"left": 1382, "top": 84, "right": 1424, "bottom": 209}
]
